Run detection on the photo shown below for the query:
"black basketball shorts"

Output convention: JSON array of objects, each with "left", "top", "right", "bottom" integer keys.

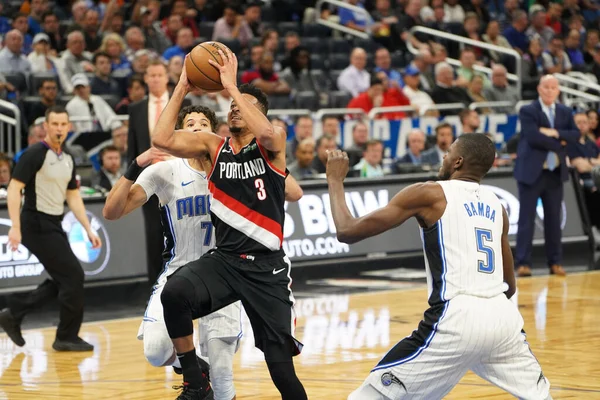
[{"left": 171, "top": 248, "right": 303, "bottom": 356}]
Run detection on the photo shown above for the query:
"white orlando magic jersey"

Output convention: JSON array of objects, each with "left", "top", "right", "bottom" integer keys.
[
  {"left": 136, "top": 158, "right": 214, "bottom": 275},
  {"left": 421, "top": 180, "right": 506, "bottom": 305}
]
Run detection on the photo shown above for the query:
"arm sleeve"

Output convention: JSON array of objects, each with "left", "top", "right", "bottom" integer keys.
[
  {"left": 11, "top": 145, "right": 46, "bottom": 185},
  {"left": 135, "top": 162, "right": 171, "bottom": 205}
]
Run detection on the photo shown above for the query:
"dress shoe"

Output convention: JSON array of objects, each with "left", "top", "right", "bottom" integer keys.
[
  {"left": 550, "top": 264, "right": 566, "bottom": 276},
  {"left": 0, "top": 308, "right": 25, "bottom": 346},
  {"left": 516, "top": 266, "right": 532, "bottom": 277},
  {"left": 52, "top": 337, "right": 94, "bottom": 352}
]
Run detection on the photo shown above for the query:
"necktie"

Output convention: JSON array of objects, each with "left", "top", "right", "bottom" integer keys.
[
  {"left": 154, "top": 99, "right": 162, "bottom": 127},
  {"left": 546, "top": 106, "right": 556, "bottom": 171}
]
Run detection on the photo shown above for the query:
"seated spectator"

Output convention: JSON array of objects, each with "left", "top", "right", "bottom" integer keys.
[
  {"left": 42, "top": 11, "right": 67, "bottom": 53},
  {"left": 408, "top": 48, "right": 435, "bottom": 92},
  {"left": 167, "top": 56, "right": 184, "bottom": 93},
  {"left": 287, "top": 139, "right": 318, "bottom": 180},
  {"left": 522, "top": 37, "right": 545, "bottom": 80},
  {"left": 286, "top": 115, "right": 313, "bottom": 162},
  {"left": 402, "top": 65, "right": 431, "bottom": 109},
  {"left": 444, "top": 0, "right": 465, "bottom": 23},
  {"left": 61, "top": 30, "right": 93, "bottom": 92},
  {"left": 14, "top": 123, "right": 46, "bottom": 162},
  {"left": 312, "top": 134, "right": 337, "bottom": 173},
  {"left": 460, "top": 13, "right": 484, "bottom": 60},
  {"left": 163, "top": 27, "right": 194, "bottom": 62},
  {"left": 483, "top": 65, "right": 520, "bottom": 114},
  {"left": 542, "top": 36, "right": 572, "bottom": 74},
  {"left": 66, "top": 73, "right": 122, "bottom": 133},
  {"left": 337, "top": 48, "right": 370, "bottom": 97},
  {"left": 115, "top": 74, "right": 146, "bottom": 115},
  {"left": 322, "top": 116, "right": 341, "bottom": 139},
  {"left": 339, "top": 0, "right": 371, "bottom": 33},
  {"left": 212, "top": 3, "right": 252, "bottom": 48},
  {"left": 124, "top": 27, "right": 148, "bottom": 62},
  {"left": 0, "top": 4, "right": 11, "bottom": 35},
  {"left": 104, "top": 9, "right": 125, "bottom": 36},
  {"left": 374, "top": 47, "right": 403, "bottom": 89},
  {"left": 280, "top": 32, "right": 300, "bottom": 70},
  {"left": 397, "top": 0, "right": 425, "bottom": 51},
  {"left": 459, "top": 109, "right": 481, "bottom": 134},
  {"left": 247, "top": 43, "right": 264, "bottom": 72},
  {"left": 28, "top": 33, "right": 67, "bottom": 88},
  {"left": 111, "top": 125, "right": 128, "bottom": 166},
  {"left": 91, "top": 52, "right": 121, "bottom": 96},
  {"left": 270, "top": 117, "right": 287, "bottom": 132},
  {"left": 583, "top": 29, "right": 599, "bottom": 64},
  {"left": 162, "top": 14, "right": 183, "bottom": 45},
  {"left": 280, "top": 46, "right": 318, "bottom": 93},
  {"left": 392, "top": 129, "right": 426, "bottom": 170},
  {"left": 546, "top": 3, "right": 563, "bottom": 35},
  {"left": 426, "top": 0, "right": 448, "bottom": 32},
  {"left": 99, "top": 33, "right": 131, "bottom": 73},
  {"left": 27, "top": 78, "right": 61, "bottom": 125},
  {"left": 354, "top": 139, "right": 384, "bottom": 178},
  {"left": 28, "top": 0, "right": 49, "bottom": 35},
  {"left": 467, "top": 75, "right": 489, "bottom": 112},
  {"left": 465, "top": 0, "right": 490, "bottom": 26},
  {"left": 12, "top": 13, "right": 33, "bottom": 55},
  {"left": 431, "top": 62, "right": 473, "bottom": 116},
  {"left": 420, "top": 122, "right": 454, "bottom": 165},
  {"left": 131, "top": 49, "right": 152, "bottom": 75},
  {"left": 587, "top": 109, "right": 600, "bottom": 141},
  {"left": 82, "top": 9, "right": 102, "bottom": 52},
  {"left": 455, "top": 48, "right": 489, "bottom": 88},
  {"left": 567, "top": 112, "right": 600, "bottom": 231},
  {"left": 92, "top": 145, "right": 123, "bottom": 191},
  {"left": 0, "top": 30, "right": 32, "bottom": 75},
  {"left": 525, "top": 10, "right": 555, "bottom": 50},
  {"left": 347, "top": 74, "right": 408, "bottom": 120},
  {"left": 161, "top": 0, "right": 200, "bottom": 38},
  {"left": 562, "top": 0, "right": 581, "bottom": 24},
  {"left": 139, "top": 3, "right": 171, "bottom": 54},
  {"left": 241, "top": 52, "right": 290, "bottom": 95},
  {"left": 243, "top": 1, "right": 263, "bottom": 38},
  {"left": 503, "top": 10, "right": 530, "bottom": 54},
  {"left": 0, "top": 155, "right": 11, "bottom": 189},
  {"left": 482, "top": 20, "right": 512, "bottom": 64},
  {"left": 565, "top": 29, "right": 585, "bottom": 71},
  {"left": 345, "top": 121, "right": 370, "bottom": 167},
  {"left": 370, "top": 0, "right": 399, "bottom": 50},
  {"left": 216, "top": 122, "right": 231, "bottom": 138},
  {"left": 260, "top": 29, "right": 281, "bottom": 71},
  {"left": 498, "top": 0, "right": 519, "bottom": 32}
]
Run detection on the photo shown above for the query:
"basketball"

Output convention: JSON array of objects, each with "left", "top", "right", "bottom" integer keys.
[{"left": 185, "top": 41, "right": 231, "bottom": 92}]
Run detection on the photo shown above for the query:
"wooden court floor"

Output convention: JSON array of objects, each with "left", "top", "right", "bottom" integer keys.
[{"left": 1, "top": 271, "right": 600, "bottom": 399}]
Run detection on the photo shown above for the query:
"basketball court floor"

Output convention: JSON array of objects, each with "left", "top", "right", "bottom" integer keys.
[{"left": 1, "top": 269, "right": 599, "bottom": 399}]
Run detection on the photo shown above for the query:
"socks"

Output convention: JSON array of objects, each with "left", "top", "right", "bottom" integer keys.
[{"left": 178, "top": 348, "right": 206, "bottom": 389}]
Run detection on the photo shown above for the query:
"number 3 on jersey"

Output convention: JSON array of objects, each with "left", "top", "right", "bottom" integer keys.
[
  {"left": 255, "top": 178, "right": 267, "bottom": 200},
  {"left": 475, "top": 228, "right": 495, "bottom": 274}
]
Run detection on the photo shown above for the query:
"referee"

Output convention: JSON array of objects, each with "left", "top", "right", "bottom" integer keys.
[{"left": 0, "top": 106, "right": 101, "bottom": 352}]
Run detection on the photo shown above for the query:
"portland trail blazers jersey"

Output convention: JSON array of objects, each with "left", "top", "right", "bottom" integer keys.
[
  {"left": 208, "top": 137, "right": 286, "bottom": 254},
  {"left": 421, "top": 180, "right": 506, "bottom": 306}
]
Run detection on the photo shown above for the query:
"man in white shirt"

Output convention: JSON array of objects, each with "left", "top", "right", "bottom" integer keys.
[
  {"left": 402, "top": 65, "right": 434, "bottom": 115},
  {"left": 542, "top": 36, "right": 572, "bottom": 74},
  {"left": 65, "top": 73, "right": 122, "bottom": 133},
  {"left": 353, "top": 139, "right": 385, "bottom": 177},
  {"left": 0, "top": 30, "right": 32, "bottom": 75},
  {"left": 337, "top": 47, "right": 370, "bottom": 97}
]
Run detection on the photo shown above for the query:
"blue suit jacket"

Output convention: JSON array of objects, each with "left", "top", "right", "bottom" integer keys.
[
  {"left": 514, "top": 100, "right": 580, "bottom": 184},
  {"left": 420, "top": 147, "right": 442, "bottom": 166}
]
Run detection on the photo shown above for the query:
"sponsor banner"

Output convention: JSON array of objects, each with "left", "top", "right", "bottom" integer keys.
[
  {"left": 0, "top": 201, "right": 147, "bottom": 290},
  {"left": 286, "top": 114, "right": 519, "bottom": 159},
  {"left": 282, "top": 172, "right": 585, "bottom": 263}
]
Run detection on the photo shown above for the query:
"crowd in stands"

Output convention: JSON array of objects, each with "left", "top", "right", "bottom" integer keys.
[{"left": 0, "top": 0, "right": 600, "bottom": 223}]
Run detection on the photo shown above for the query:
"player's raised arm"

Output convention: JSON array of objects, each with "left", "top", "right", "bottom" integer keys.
[
  {"left": 285, "top": 173, "right": 303, "bottom": 202},
  {"left": 103, "top": 148, "right": 168, "bottom": 220},
  {"left": 326, "top": 150, "right": 443, "bottom": 244},
  {"left": 151, "top": 61, "right": 221, "bottom": 158},
  {"left": 209, "top": 48, "right": 286, "bottom": 154},
  {"left": 501, "top": 206, "right": 517, "bottom": 299}
]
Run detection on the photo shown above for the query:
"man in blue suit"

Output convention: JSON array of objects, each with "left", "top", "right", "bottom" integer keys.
[{"left": 514, "top": 75, "right": 580, "bottom": 277}]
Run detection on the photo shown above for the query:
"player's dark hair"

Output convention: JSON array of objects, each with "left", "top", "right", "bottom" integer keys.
[
  {"left": 45, "top": 105, "right": 69, "bottom": 121},
  {"left": 176, "top": 105, "right": 219, "bottom": 131},
  {"left": 455, "top": 133, "right": 496, "bottom": 177},
  {"left": 239, "top": 83, "right": 269, "bottom": 114}
]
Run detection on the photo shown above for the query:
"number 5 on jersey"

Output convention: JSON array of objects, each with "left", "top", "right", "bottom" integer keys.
[
  {"left": 475, "top": 228, "right": 495, "bottom": 274},
  {"left": 255, "top": 178, "right": 266, "bottom": 200}
]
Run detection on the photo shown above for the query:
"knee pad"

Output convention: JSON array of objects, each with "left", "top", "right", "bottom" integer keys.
[
  {"left": 161, "top": 275, "right": 194, "bottom": 314},
  {"left": 143, "top": 326, "right": 176, "bottom": 367}
]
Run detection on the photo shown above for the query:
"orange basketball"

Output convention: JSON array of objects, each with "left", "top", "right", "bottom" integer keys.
[{"left": 185, "top": 41, "right": 231, "bottom": 92}]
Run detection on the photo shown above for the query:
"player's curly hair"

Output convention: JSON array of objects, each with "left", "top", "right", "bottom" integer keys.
[
  {"left": 239, "top": 84, "right": 269, "bottom": 115},
  {"left": 176, "top": 105, "right": 219, "bottom": 132}
]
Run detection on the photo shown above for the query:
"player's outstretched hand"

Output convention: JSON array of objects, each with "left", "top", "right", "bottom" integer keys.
[
  {"left": 136, "top": 147, "right": 171, "bottom": 167},
  {"left": 208, "top": 48, "right": 238, "bottom": 91},
  {"left": 178, "top": 55, "right": 193, "bottom": 93},
  {"left": 326, "top": 150, "right": 350, "bottom": 182}
]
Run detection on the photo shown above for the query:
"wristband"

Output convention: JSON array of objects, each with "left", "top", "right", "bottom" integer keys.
[{"left": 124, "top": 160, "right": 145, "bottom": 181}]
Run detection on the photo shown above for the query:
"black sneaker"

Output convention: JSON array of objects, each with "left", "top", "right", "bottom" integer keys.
[
  {"left": 173, "top": 356, "right": 211, "bottom": 381},
  {"left": 0, "top": 308, "right": 25, "bottom": 347},
  {"left": 52, "top": 337, "right": 94, "bottom": 352},
  {"left": 173, "top": 382, "right": 213, "bottom": 400}
]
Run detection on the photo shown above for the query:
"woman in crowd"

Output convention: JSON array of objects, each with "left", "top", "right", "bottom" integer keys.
[{"left": 98, "top": 33, "right": 131, "bottom": 73}]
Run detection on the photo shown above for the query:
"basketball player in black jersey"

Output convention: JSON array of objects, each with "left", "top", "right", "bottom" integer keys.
[{"left": 152, "top": 48, "right": 307, "bottom": 400}]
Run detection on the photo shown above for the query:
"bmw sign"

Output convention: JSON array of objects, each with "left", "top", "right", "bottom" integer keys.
[{"left": 62, "top": 211, "right": 111, "bottom": 275}]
